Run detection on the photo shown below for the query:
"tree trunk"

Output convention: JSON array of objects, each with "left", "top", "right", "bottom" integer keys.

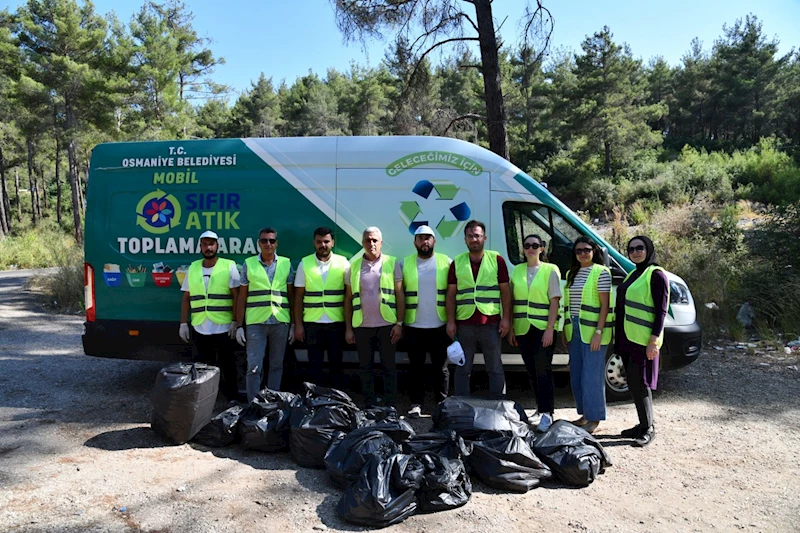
[
  {"left": 14, "top": 168, "right": 21, "bottom": 221},
  {"left": 604, "top": 141, "right": 612, "bottom": 176},
  {"left": 37, "top": 167, "right": 44, "bottom": 217},
  {"left": 65, "top": 100, "right": 83, "bottom": 243},
  {"left": 27, "top": 139, "right": 37, "bottom": 226},
  {"left": 473, "top": 0, "right": 509, "bottom": 160},
  {"left": 56, "top": 137, "right": 62, "bottom": 225},
  {"left": 0, "top": 145, "right": 11, "bottom": 235}
]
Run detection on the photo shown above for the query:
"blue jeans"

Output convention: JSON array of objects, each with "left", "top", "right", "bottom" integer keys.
[
  {"left": 568, "top": 317, "right": 607, "bottom": 421},
  {"left": 245, "top": 323, "right": 289, "bottom": 401}
]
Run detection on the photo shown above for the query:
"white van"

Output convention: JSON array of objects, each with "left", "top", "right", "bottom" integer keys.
[{"left": 83, "top": 136, "right": 702, "bottom": 398}]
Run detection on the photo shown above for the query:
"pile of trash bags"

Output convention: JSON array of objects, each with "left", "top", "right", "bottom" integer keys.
[{"left": 150, "top": 368, "right": 612, "bottom": 527}]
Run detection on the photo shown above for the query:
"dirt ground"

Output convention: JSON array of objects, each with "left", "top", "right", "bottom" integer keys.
[{"left": 1, "top": 269, "right": 799, "bottom": 533}]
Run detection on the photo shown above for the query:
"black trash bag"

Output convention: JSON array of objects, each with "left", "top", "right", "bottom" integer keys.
[
  {"left": 151, "top": 363, "right": 220, "bottom": 444},
  {"left": 356, "top": 412, "right": 416, "bottom": 443},
  {"left": 432, "top": 397, "right": 530, "bottom": 440},
  {"left": 324, "top": 427, "right": 403, "bottom": 488},
  {"left": 256, "top": 388, "right": 302, "bottom": 409},
  {"left": 532, "top": 420, "right": 612, "bottom": 487},
  {"left": 302, "top": 382, "right": 358, "bottom": 409},
  {"left": 469, "top": 435, "right": 552, "bottom": 493},
  {"left": 403, "top": 430, "right": 472, "bottom": 461},
  {"left": 416, "top": 454, "right": 471, "bottom": 513},
  {"left": 290, "top": 404, "right": 360, "bottom": 468},
  {"left": 192, "top": 404, "right": 243, "bottom": 447},
  {"left": 337, "top": 454, "right": 422, "bottom": 527},
  {"left": 239, "top": 397, "right": 293, "bottom": 452}
]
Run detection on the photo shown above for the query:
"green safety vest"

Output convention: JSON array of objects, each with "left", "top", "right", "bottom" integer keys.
[
  {"left": 244, "top": 255, "right": 290, "bottom": 325},
  {"left": 563, "top": 264, "right": 615, "bottom": 344},
  {"left": 511, "top": 262, "right": 562, "bottom": 335},
  {"left": 454, "top": 251, "right": 501, "bottom": 320},
  {"left": 188, "top": 258, "right": 235, "bottom": 326},
  {"left": 351, "top": 255, "right": 398, "bottom": 327},
  {"left": 402, "top": 253, "right": 451, "bottom": 324},
  {"left": 301, "top": 253, "right": 348, "bottom": 323},
  {"left": 623, "top": 265, "right": 669, "bottom": 348}
]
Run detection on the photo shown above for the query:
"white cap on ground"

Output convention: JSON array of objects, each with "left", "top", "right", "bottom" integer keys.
[
  {"left": 199, "top": 230, "right": 219, "bottom": 240},
  {"left": 414, "top": 225, "right": 435, "bottom": 236},
  {"left": 447, "top": 340, "right": 465, "bottom": 366}
]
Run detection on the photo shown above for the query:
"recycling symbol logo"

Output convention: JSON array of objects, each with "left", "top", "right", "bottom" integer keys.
[{"left": 399, "top": 180, "right": 471, "bottom": 238}]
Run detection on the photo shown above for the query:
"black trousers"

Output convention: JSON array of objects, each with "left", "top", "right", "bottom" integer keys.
[
  {"left": 194, "top": 332, "right": 239, "bottom": 400},
  {"left": 354, "top": 325, "right": 397, "bottom": 407},
  {"left": 305, "top": 322, "right": 346, "bottom": 389},
  {"left": 516, "top": 326, "right": 556, "bottom": 415},
  {"left": 404, "top": 325, "right": 450, "bottom": 405},
  {"left": 623, "top": 354, "right": 654, "bottom": 429}
]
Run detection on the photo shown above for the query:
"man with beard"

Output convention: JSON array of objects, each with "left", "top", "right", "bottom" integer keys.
[
  {"left": 293, "top": 227, "right": 350, "bottom": 388},
  {"left": 400, "top": 225, "right": 453, "bottom": 417},
  {"left": 345, "top": 227, "right": 404, "bottom": 408},
  {"left": 179, "top": 230, "right": 241, "bottom": 400},
  {"left": 446, "top": 220, "right": 512, "bottom": 399}
]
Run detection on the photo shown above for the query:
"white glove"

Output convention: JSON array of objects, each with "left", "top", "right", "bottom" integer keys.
[
  {"left": 288, "top": 324, "right": 296, "bottom": 345},
  {"left": 179, "top": 323, "right": 191, "bottom": 343},
  {"left": 236, "top": 327, "right": 246, "bottom": 346},
  {"left": 228, "top": 322, "right": 238, "bottom": 339}
]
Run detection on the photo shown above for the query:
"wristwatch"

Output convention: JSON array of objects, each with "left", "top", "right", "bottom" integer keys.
[{"left": 595, "top": 329, "right": 602, "bottom": 335}]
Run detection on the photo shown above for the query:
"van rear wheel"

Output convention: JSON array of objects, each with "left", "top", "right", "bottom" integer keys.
[{"left": 605, "top": 348, "right": 630, "bottom": 402}]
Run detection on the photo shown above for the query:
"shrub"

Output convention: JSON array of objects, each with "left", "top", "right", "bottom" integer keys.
[{"left": 27, "top": 245, "right": 85, "bottom": 313}]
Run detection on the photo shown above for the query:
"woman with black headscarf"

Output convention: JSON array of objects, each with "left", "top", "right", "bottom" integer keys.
[{"left": 616, "top": 235, "right": 670, "bottom": 446}]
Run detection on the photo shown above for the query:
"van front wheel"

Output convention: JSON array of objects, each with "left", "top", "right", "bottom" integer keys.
[{"left": 605, "top": 348, "right": 630, "bottom": 402}]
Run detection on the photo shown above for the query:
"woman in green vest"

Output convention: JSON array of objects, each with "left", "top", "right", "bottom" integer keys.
[
  {"left": 508, "top": 234, "right": 562, "bottom": 433},
  {"left": 615, "top": 236, "right": 669, "bottom": 447},
  {"left": 564, "top": 236, "right": 612, "bottom": 434}
]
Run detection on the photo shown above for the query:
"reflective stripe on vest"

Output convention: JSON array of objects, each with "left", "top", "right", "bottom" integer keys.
[
  {"left": 511, "top": 262, "right": 562, "bottom": 335},
  {"left": 563, "top": 264, "right": 615, "bottom": 344},
  {"left": 623, "top": 265, "right": 669, "bottom": 348},
  {"left": 244, "top": 255, "right": 290, "bottom": 324},
  {"left": 403, "top": 252, "right": 450, "bottom": 324},
  {"left": 351, "top": 255, "right": 397, "bottom": 327},
  {"left": 301, "top": 253, "right": 348, "bottom": 323},
  {"left": 454, "top": 250, "right": 501, "bottom": 320},
  {"left": 188, "top": 258, "right": 234, "bottom": 326}
]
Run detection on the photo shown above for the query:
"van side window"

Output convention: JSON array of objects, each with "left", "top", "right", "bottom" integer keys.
[{"left": 502, "top": 202, "right": 581, "bottom": 275}]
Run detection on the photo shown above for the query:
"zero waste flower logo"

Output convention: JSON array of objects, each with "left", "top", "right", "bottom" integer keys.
[
  {"left": 399, "top": 180, "right": 471, "bottom": 238},
  {"left": 136, "top": 189, "right": 182, "bottom": 234}
]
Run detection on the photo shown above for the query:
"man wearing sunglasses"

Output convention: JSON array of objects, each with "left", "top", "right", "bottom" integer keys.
[
  {"left": 236, "top": 227, "right": 295, "bottom": 400},
  {"left": 179, "top": 230, "right": 241, "bottom": 401}
]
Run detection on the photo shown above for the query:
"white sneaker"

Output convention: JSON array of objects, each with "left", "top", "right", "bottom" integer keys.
[
  {"left": 407, "top": 404, "right": 422, "bottom": 418},
  {"left": 537, "top": 413, "right": 553, "bottom": 433},
  {"left": 529, "top": 409, "right": 541, "bottom": 425}
]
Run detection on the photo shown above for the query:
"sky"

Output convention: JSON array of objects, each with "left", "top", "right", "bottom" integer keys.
[{"left": 7, "top": 0, "right": 800, "bottom": 98}]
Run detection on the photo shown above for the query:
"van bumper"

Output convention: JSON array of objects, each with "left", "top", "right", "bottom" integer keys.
[
  {"left": 661, "top": 321, "right": 702, "bottom": 370},
  {"left": 83, "top": 319, "right": 193, "bottom": 362}
]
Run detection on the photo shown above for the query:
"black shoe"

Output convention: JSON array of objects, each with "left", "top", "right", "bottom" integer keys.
[
  {"left": 633, "top": 427, "right": 656, "bottom": 447},
  {"left": 621, "top": 425, "right": 643, "bottom": 438}
]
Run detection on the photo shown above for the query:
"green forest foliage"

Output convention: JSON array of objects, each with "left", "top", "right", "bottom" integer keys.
[{"left": 0, "top": 2, "right": 798, "bottom": 335}]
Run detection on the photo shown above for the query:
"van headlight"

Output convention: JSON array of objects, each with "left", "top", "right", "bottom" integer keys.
[{"left": 669, "top": 281, "right": 690, "bottom": 305}]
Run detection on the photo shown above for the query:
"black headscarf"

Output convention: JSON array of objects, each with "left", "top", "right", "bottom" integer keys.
[{"left": 627, "top": 235, "right": 657, "bottom": 272}]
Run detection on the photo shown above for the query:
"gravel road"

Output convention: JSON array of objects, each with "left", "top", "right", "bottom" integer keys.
[{"left": 1, "top": 269, "right": 799, "bottom": 533}]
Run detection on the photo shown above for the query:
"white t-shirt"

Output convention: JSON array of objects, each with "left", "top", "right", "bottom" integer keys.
[
  {"left": 402, "top": 255, "right": 451, "bottom": 329},
  {"left": 294, "top": 256, "right": 350, "bottom": 324},
  {"left": 569, "top": 266, "right": 611, "bottom": 318},
  {"left": 526, "top": 265, "right": 563, "bottom": 299},
  {"left": 181, "top": 263, "right": 241, "bottom": 335}
]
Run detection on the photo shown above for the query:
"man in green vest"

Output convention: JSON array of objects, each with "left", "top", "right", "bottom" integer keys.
[
  {"left": 401, "top": 225, "right": 452, "bottom": 417},
  {"left": 293, "top": 226, "right": 350, "bottom": 389},
  {"left": 179, "top": 230, "right": 241, "bottom": 400},
  {"left": 235, "top": 227, "right": 295, "bottom": 401},
  {"left": 344, "top": 226, "right": 405, "bottom": 408},
  {"left": 446, "top": 220, "right": 512, "bottom": 399}
]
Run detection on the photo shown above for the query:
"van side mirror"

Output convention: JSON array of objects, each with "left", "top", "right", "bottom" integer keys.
[{"left": 599, "top": 246, "right": 610, "bottom": 267}]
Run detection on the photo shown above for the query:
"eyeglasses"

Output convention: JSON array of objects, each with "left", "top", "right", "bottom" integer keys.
[
  {"left": 259, "top": 238, "right": 277, "bottom": 244},
  {"left": 523, "top": 243, "right": 542, "bottom": 250},
  {"left": 628, "top": 245, "right": 646, "bottom": 253},
  {"left": 575, "top": 247, "right": 593, "bottom": 255}
]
